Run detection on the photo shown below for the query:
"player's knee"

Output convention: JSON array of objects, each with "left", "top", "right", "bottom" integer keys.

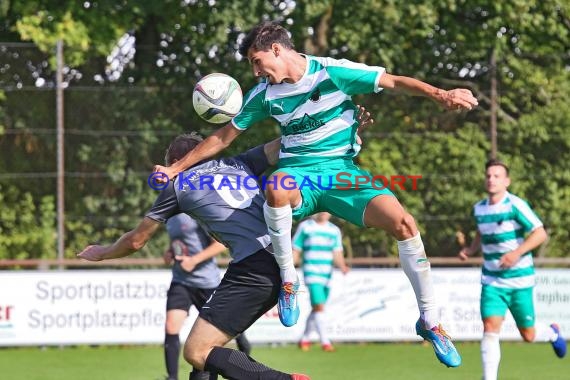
[
  {"left": 483, "top": 319, "right": 502, "bottom": 333},
  {"left": 165, "top": 320, "right": 180, "bottom": 334},
  {"left": 313, "top": 304, "right": 325, "bottom": 312},
  {"left": 183, "top": 344, "right": 207, "bottom": 369},
  {"left": 265, "top": 187, "right": 296, "bottom": 207},
  {"left": 393, "top": 213, "right": 417, "bottom": 240},
  {"left": 521, "top": 329, "right": 535, "bottom": 342}
]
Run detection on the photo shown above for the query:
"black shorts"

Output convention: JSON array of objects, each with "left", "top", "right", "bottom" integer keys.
[
  {"left": 199, "top": 249, "right": 280, "bottom": 337},
  {"left": 166, "top": 282, "right": 217, "bottom": 312}
]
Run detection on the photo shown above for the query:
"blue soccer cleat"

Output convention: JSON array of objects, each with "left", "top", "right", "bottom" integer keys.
[
  {"left": 550, "top": 323, "right": 567, "bottom": 358},
  {"left": 416, "top": 319, "right": 462, "bottom": 368},
  {"left": 278, "top": 282, "right": 300, "bottom": 327}
]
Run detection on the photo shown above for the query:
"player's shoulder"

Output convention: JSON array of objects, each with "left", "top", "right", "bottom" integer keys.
[
  {"left": 219, "top": 152, "right": 257, "bottom": 175},
  {"left": 245, "top": 80, "right": 269, "bottom": 97},
  {"left": 310, "top": 54, "right": 349, "bottom": 66},
  {"left": 326, "top": 221, "right": 341, "bottom": 233},
  {"left": 507, "top": 192, "right": 532, "bottom": 209},
  {"left": 506, "top": 192, "right": 525, "bottom": 203},
  {"left": 474, "top": 198, "right": 488, "bottom": 208}
]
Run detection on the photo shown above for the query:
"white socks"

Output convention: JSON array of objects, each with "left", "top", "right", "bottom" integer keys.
[
  {"left": 480, "top": 323, "right": 557, "bottom": 380},
  {"left": 302, "top": 311, "right": 330, "bottom": 345},
  {"left": 481, "top": 332, "right": 501, "bottom": 380},
  {"left": 314, "top": 311, "right": 330, "bottom": 345},
  {"left": 301, "top": 312, "right": 316, "bottom": 341},
  {"left": 263, "top": 202, "right": 297, "bottom": 283},
  {"left": 397, "top": 233, "right": 437, "bottom": 328},
  {"left": 533, "top": 322, "right": 559, "bottom": 342}
]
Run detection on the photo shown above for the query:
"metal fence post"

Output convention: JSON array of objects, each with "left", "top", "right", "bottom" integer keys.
[{"left": 56, "top": 40, "right": 65, "bottom": 269}]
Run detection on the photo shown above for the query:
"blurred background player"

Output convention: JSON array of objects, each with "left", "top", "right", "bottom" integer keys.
[
  {"left": 293, "top": 212, "right": 349, "bottom": 352},
  {"left": 458, "top": 159, "right": 566, "bottom": 380},
  {"left": 162, "top": 213, "right": 251, "bottom": 380}
]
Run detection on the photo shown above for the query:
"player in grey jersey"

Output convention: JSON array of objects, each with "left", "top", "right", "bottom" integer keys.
[
  {"left": 78, "top": 134, "right": 310, "bottom": 380},
  {"left": 162, "top": 212, "right": 251, "bottom": 380}
]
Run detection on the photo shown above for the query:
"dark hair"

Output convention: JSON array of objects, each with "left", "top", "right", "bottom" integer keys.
[
  {"left": 238, "top": 21, "right": 294, "bottom": 57},
  {"left": 485, "top": 158, "right": 509, "bottom": 176},
  {"left": 164, "top": 132, "right": 203, "bottom": 165}
]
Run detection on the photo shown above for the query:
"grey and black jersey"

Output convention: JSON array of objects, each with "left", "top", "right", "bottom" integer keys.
[
  {"left": 146, "top": 145, "right": 272, "bottom": 263},
  {"left": 166, "top": 213, "right": 220, "bottom": 288}
]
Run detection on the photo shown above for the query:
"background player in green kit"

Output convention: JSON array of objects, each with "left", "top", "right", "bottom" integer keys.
[
  {"left": 293, "top": 212, "right": 349, "bottom": 353},
  {"left": 153, "top": 21, "right": 479, "bottom": 367},
  {"left": 458, "top": 159, "right": 566, "bottom": 380}
]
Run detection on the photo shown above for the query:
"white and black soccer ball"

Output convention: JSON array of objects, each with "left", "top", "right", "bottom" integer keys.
[{"left": 192, "top": 73, "right": 243, "bottom": 124}]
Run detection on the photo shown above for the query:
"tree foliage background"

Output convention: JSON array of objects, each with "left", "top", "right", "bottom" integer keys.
[{"left": 0, "top": 0, "right": 569, "bottom": 261}]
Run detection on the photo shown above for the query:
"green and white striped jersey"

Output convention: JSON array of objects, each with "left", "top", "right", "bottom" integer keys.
[
  {"left": 232, "top": 55, "right": 385, "bottom": 167},
  {"left": 473, "top": 192, "right": 543, "bottom": 289},
  {"left": 293, "top": 219, "right": 343, "bottom": 286}
]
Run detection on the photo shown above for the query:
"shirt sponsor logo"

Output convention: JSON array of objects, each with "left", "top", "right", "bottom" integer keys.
[{"left": 283, "top": 114, "right": 325, "bottom": 135}]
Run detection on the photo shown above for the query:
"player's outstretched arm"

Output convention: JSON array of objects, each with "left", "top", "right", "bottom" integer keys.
[
  {"left": 78, "top": 217, "right": 161, "bottom": 261},
  {"left": 153, "top": 123, "right": 243, "bottom": 181},
  {"left": 378, "top": 73, "right": 478, "bottom": 111}
]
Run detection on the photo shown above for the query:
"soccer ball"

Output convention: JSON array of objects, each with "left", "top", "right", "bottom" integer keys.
[{"left": 192, "top": 73, "right": 243, "bottom": 124}]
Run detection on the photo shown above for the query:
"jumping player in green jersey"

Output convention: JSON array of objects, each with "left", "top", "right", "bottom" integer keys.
[{"left": 153, "top": 21, "right": 478, "bottom": 367}]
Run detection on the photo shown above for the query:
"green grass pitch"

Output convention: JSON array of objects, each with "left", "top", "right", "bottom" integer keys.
[{"left": 0, "top": 341, "right": 566, "bottom": 379}]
